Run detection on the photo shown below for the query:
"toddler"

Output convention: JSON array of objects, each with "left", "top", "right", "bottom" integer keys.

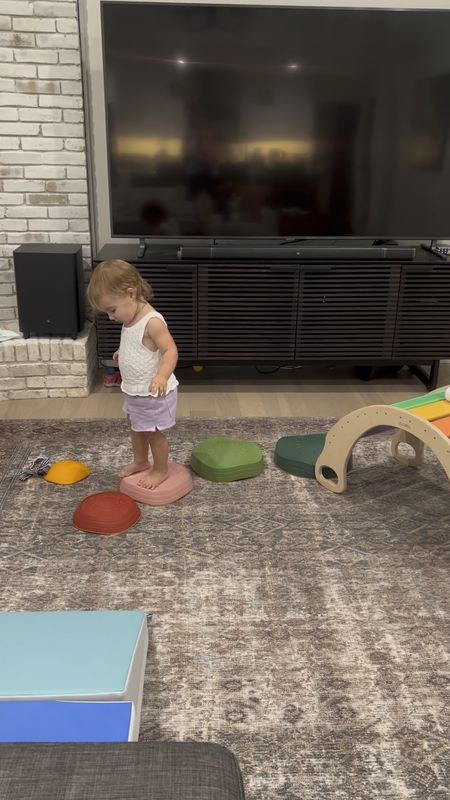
[{"left": 88, "top": 259, "right": 178, "bottom": 489}]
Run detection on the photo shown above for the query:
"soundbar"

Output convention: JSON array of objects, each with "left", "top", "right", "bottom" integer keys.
[{"left": 177, "top": 245, "right": 416, "bottom": 261}]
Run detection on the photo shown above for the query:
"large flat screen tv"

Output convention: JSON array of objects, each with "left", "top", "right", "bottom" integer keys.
[{"left": 101, "top": 2, "right": 450, "bottom": 241}]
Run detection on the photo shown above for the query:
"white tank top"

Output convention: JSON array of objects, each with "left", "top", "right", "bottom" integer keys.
[{"left": 118, "top": 310, "right": 179, "bottom": 397}]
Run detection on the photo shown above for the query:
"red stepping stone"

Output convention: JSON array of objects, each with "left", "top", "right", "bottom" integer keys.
[{"left": 73, "top": 491, "right": 141, "bottom": 535}]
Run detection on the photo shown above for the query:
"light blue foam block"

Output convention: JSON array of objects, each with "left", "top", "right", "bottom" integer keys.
[
  {"left": 0, "top": 610, "right": 147, "bottom": 697},
  {"left": 0, "top": 700, "right": 132, "bottom": 742}
]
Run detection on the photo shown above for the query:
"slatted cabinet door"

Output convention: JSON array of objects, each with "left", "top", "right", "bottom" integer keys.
[
  {"left": 296, "top": 263, "right": 400, "bottom": 361},
  {"left": 95, "top": 263, "right": 197, "bottom": 363},
  {"left": 393, "top": 263, "right": 450, "bottom": 360},
  {"left": 198, "top": 262, "right": 299, "bottom": 362},
  {"left": 93, "top": 244, "right": 448, "bottom": 379}
]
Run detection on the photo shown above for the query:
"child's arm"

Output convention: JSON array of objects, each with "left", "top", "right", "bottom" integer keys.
[{"left": 146, "top": 317, "right": 178, "bottom": 396}]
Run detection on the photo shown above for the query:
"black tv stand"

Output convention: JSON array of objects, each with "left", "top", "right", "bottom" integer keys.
[
  {"left": 354, "top": 362, "right": 440, "bottom": 390},
  {"left": 94, "top": 242, "right": 450, "bottom": 391}
]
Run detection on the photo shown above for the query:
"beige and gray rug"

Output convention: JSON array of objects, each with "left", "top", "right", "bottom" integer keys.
[{"left": 0, "top": 418, "right": 449, "bottom": 800}]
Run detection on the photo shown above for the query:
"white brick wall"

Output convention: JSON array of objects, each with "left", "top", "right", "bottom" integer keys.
[
  {"left": 0, "top": 0, "right": 90, "bottom": 331},
  {"left": 0, "top": 323, "right": 97, "bottom": 399},
  {"left": 0, "top": 0, "right": 96, "bottom": 398}
]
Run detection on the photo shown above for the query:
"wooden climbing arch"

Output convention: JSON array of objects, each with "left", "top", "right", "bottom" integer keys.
[{"left": 315, "top": 403, "right": 450, "bottom": 493}]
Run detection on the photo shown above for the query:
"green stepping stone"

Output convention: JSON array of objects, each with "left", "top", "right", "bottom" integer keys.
[
  {"left": 392, "top": 389, "right": 446, "bottom": 410},
  {"left": 191, "top": 437, "right": 264, "bottom": 482},
  {"left": 274, "top": 433, "right": 353, "bottom": 480}
]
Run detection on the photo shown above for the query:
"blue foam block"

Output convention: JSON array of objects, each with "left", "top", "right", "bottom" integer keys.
[
  {"left": 0, "top": 610, "right": 146, "bottom": 696},
  {"left": 0, "top": 700, "right": 132, "bottom": 742}
]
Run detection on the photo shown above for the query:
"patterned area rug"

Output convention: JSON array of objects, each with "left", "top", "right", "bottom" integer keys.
[{"left": 0, "top": 418, "right": 449, "bottom": 800}]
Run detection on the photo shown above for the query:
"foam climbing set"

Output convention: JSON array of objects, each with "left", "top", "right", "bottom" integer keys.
[{"left": 0, "top": 610, "right": 148, "bottom": 742}]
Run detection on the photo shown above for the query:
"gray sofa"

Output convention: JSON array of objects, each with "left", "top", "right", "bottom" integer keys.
[{"left": 0, "top": 741, "right": 245, "bottom": 800}]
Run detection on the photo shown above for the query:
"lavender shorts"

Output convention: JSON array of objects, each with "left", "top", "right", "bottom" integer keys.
[{"left": 122, "top": 388, "right": 177, "bottom": 432}]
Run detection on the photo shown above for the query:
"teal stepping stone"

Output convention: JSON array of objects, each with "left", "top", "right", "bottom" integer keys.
[
  {"left": 191, "top": 436, "right": 264, "bottom": 482},
  {"left": 275, "top": 433, "right": 353, "bottom": 480}
]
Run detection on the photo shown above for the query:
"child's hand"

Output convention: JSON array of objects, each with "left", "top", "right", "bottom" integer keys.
[
  {"left": 150, "top": 374, "right": 167, "bottom": 397},
  {"left": 112, "top": 350, "right": 119, "bottom": 362}
]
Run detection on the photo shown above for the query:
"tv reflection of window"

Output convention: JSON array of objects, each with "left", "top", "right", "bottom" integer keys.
[{"left": 410, "top": 74, "right": 450, "bottom": 171}]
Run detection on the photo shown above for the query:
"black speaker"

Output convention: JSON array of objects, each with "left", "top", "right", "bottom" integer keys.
[{"left": 13, "top": 244, "right": 85, "bottom": 339}]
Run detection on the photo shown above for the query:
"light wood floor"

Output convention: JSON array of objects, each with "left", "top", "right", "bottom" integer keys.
[{"left": 2, "top": 364, "right": 448, "bottom": 419}]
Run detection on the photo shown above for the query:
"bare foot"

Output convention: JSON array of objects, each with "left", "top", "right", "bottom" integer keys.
[
  {"left": 119, "top": 461, "right": 151, "bottom": 479},
  {"left": 137, "top": 468, "right": 168, "bottom": 490}
]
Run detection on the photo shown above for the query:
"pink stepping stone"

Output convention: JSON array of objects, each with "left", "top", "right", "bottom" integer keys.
[{"left": 120, "top": 461, "right": 193, "bottom": 506}]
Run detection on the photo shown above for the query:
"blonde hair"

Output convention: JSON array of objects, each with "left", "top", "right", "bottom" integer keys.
[{"left": 87, "top": 259, "right": 153, "bottom": 312}]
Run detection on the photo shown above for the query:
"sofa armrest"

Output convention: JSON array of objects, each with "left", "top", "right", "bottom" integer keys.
[{"left": 0, "top": 741, "right": 246, "bottom": 800}]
